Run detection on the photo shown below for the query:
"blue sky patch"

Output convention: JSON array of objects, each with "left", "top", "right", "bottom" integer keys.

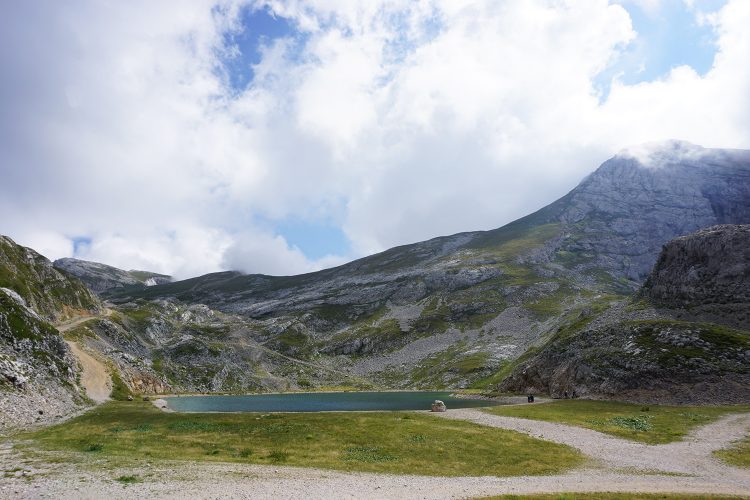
[
  {"left": 220, "top": 6, "right": 295, "bottom": 91},
  {"left": 273, "top": 217, "right": 351, "bottom": 261},
  {"left": 71, "top": 236, "right": 92, "bottom": 256},
  {"left": 595, "top": 0, "right": 724, "bottom": 100}
]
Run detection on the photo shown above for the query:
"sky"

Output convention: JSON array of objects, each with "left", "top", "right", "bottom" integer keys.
[{"left": 1, "top": 0, "right": 748, "bottom": 279}]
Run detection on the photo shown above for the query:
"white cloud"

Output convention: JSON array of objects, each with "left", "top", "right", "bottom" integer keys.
[
  {"left": 1, "top": 0, "right": 749, "bottom": 277},
  {"left": 222, "top": 230, "right": 347, "bottom": 276}
]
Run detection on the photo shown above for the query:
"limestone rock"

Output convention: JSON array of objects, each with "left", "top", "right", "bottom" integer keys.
[{"left": 642, "top": 224, "right": 750, "bottom": 328}]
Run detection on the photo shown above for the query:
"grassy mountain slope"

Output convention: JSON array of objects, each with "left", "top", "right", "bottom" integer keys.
[{"left": 0, "top": 236, "right": 100, "bottom": 322}]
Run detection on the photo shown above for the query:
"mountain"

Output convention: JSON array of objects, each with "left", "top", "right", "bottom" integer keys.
[
  {"left": 101, "top": 141, "right": 750, "bottom": 391},
  {"left": 0, "top": 236, "right": 100, "bottom": 430},
  {"left": 498, "top": 224, "right": 750, "bottom": 404},
  {"left": 2, "top": 141, "right": 748, "bottom": 399},
  {"left": 0, "top": 236, "right": 100, "bottom": 322},
  {"left": 53, "top": 257, "right": 171, "bottom": 294}
]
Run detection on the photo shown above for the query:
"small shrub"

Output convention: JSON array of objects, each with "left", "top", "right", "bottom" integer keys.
[
  {"left": 342, "top": 446, "right": 398, "bottom": 463},
  {"left": 268, "top": 450, "right": 289, "bottom": 463},
  {"left": 205, "top": 449, "right": 220, "bottom": 456},
  {"left": 679, "top": 412, "right": 708, "bottom": 421},
  {"left": 168, "top": 420, "right": 222, "bottom": 432},
  {"left": 84, "top": 443, "right": 103, "bottom": 452},
  {"left": 115, "top": 475, "right": 141, "bottom": 484},
  {"left": 611, "top": 415, "right": 653, "bottom": 431},
  {"left": 238, "top": 448, "right": 253, "bottom": 458},
  {"left": 109, "top": 369, "right": 132, "bottom": 401}
]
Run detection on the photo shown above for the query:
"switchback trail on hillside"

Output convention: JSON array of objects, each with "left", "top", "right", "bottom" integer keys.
[{"left": 56, "top": 311, "right": 113, "bottom": 404}]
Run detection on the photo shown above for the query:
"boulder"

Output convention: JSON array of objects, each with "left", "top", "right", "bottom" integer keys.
[{"left": 431, "top": 400, "right": 446, "bottom": 412}]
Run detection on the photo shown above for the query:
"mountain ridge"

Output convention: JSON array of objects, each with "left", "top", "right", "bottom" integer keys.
[{"left": 2, "top": 141, "right": 749, "bottom": 400}]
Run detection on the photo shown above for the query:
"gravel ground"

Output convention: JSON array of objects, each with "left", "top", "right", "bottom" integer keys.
[
  {"left": 1, "top": 408, "right": 749, "bottom": 499},
  {"left": 438, "top": 408, "right": 750, "bottom": 476}
]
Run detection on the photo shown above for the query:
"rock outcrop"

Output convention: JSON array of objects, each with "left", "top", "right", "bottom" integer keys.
[
  {"left": 54, "top": 257, "right": 171, "bottom": 295},
  {"left": 0, "top": 288, "right": 86, "bottom": 431},
  {"left": 0, "top": 236, "right": 100, "bottom": 322},
  {"left": 499, "top": 224, "right": 750, "bottom": 404},
  {"left": 0, "top": 237, "right": 100, "bottom": 430},
  {"left": 642, "top": 224, "right": 750, "bottom": 328}
]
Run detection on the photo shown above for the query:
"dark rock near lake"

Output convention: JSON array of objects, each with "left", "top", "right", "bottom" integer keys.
[
  {"left": 500, "top": 223, "right": 750, "bottom": 404},
  {"left": 642, "top": 224, "right": 750, "bottom": 328}
]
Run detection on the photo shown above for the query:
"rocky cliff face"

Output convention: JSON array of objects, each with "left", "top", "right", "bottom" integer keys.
[
  {"left": 552, "top": 141, "right": 750, "bottom": 281},
  {"left": 0, "top": 237, "right": 97, "bottom": 430},
  {"left": 54, "top": 257, "right": 171, "bottom": 295},
  {"left": 0, "top": 236, "right": 100, "bottom": 322},
  {"left": 499, "top": 224, "right": 750, "bottom": 404},
  {"left": 642, "top": 224, "right": 750, "bottom": 328}
]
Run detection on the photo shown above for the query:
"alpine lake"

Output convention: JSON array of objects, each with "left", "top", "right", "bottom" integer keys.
[{"left": 162, "top": 391, "right": 502, "bottom": 412}]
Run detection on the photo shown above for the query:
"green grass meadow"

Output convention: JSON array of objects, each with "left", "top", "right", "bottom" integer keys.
[
  {"left": 484, "top": 400, "right": 750, "bottom": 444},
  {"left": 714, "top": 433, "right": 750, "bottom": 468},
  {"left": 23, "top": 402, "right": 584, "bottom": 477}
]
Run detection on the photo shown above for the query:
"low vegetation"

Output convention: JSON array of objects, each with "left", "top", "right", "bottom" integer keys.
[
  {"left": 714, "top": 434, "right": 750, "bottom": 468},
  {"left": 410, "top": 342, "right": 495, "bottom": 388},
  {"left": 484, "top": 400, "right": 750, "bottom": 444},
  {"left": 24, "top": 401, "right": 584, "bottom": 477}
]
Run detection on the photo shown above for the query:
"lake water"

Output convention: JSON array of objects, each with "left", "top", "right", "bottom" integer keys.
[{"left": 164, "top": 391, "right": 502, "bottom": 413}]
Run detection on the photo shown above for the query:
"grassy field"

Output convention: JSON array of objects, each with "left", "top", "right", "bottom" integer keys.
[
  {"left": 23, "top": 402, "right": 583, "bottom": 477},
  {"left": 484, "top": 400, "right": 750, "bottom": 444},
  {"left": 484, "top": 494, "right": 746, "bottom": 499},
  {"left": 714, "top": 434, "right": 750, "bottom": 467}
]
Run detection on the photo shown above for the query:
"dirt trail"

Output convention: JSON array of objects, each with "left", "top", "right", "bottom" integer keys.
[
  {"left": 64, "top": 341, "right": 111, "bottom": 403},
  {"left": 56, "top": 311, "right": 113, "bottom": 404},
  {"left": 55, "top": 308, "right": 112, "bottom": 333}
]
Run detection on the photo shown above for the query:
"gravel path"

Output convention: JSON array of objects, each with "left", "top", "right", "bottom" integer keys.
[
  {"left": 438, "top": 408, "right": 750, "bottom": 476},
  {"left": 1, "top": 408, "right": 749, "bottom": 499},
  {"left": 57, "top": 311, "right": 113, "bottom": 403}
]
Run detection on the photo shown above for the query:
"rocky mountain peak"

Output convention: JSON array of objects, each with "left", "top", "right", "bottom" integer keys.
[
  {"left": 556, "top": 143, "right": 750, "bottom": 280},
  {"left": 615, "top": 140, "right": 708, "bottom": 169},
  {"left": 53, "top": 257, "right": 171, "bottom": 295}
]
